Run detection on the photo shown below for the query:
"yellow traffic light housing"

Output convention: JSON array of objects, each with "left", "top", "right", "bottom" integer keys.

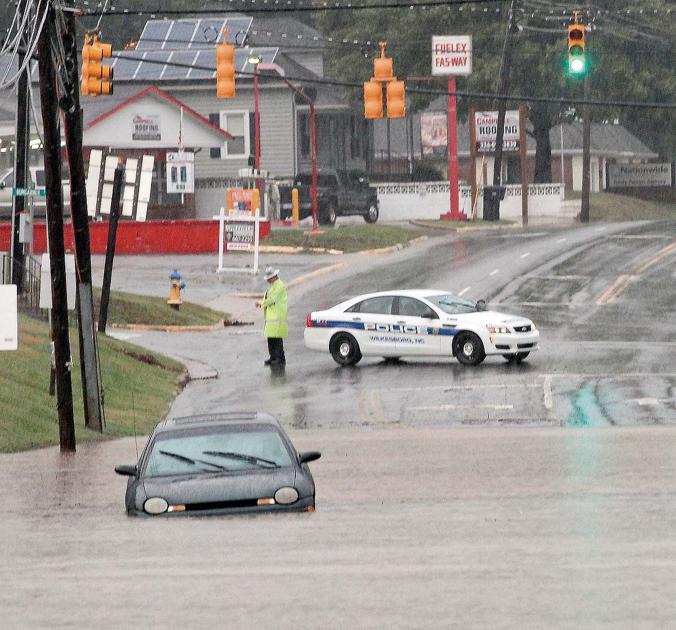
[
  {"left": 386, "top": 80, "right": 406, "bottom": 119},
  {"left": 363, "top": 80, "right": 383, "bottom": 119},
  {"left": 567, "top": 22, "right": 587, "bottom": 76},
  {"left": 81, "top": 34, "right": 113, "bottom": 96},
  {"left": 216, "top": 31, "right": 236, "bottom": 99},
  {"left": 363, "top": 42, "right": 406, "bottom": 120}
]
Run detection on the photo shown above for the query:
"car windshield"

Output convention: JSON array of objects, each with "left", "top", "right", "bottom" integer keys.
[
  {"left": 426, "top": 294, "right": 479, "bottom": 315},
  {"left": 143, "top": 425, "right": 293, "bottom": 477}
]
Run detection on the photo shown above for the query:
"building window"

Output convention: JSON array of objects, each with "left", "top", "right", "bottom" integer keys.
[
  {"left": 299, "top": 113, "right": 310, "bottom": 158},
  {"left": 350, "top": 115, "right": 361, "bottom": 159},
  {"left": 218, "top": 111, "right": 250, "bottom": 159}
]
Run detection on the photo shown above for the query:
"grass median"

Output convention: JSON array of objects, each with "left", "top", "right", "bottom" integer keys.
[
  {"left": 0, "top": 314, "right": 185, "bottom": 452},
  {"left": 584, "top": 192, "right": 675, "bottom": 221},
  {"left": 264, "top": 224, "right": 422, "bottom": 253}
]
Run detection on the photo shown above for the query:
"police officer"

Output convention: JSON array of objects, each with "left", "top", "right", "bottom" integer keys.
[{"left": 257, "top": 266, "right": 288, "bottom": 366}]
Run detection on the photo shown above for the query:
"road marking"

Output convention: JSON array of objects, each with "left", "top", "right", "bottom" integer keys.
[
  {"left": 375, "top": 383, "right": 541, "bottom": 394},
  {"left": 627, "top": 397, "right": 676, "bottom": 407},
  {"left": 458, "top": 286, "right": 471, "bottom": 296},
  {"left": 520, "top": 252, "right": 531, "bottom": 259},
  {"left": 556, "top": 237, "right": 567, "bottom": 243},
  {"left": 527, "top": 274, "right": 589, "bottom": 280},
  {"left": 610, "top": 234, "right": 667, "bottom": 240},
  {"left": 543, "top": 375, "right": 553, "bottom": 411},
  {"left": 409, "top": 404, "right": 514, "bottom": 412},
  {"left": 489, "top": 269, "right": 499, "bottom": 276},
  {"left": 595, "top": 226, "right": 607, "bottom": 232},
  {"left": 596, "top": 241, "right": 676, "bottom": 305}
]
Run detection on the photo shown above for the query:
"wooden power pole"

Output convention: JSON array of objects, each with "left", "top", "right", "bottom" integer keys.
[
  {"left": 580, "top": 0, "right": 592, "bottom": 223},
  {"left": 37, "top": 11, "right": 76, "bottom": 452}
]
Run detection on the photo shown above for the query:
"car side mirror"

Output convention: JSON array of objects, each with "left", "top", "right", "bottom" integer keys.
[
  {"left": 114, "top": 464, "right": 137, "bottom": 477},
  {"left": 476, "top": 299, "right": 487, "bottom": 312},
  {"left": 299, "top": 451, "right": 321, "bottom": 464},
  {"left": 0, "top": 181, "right": 5, "bottom": 190}
]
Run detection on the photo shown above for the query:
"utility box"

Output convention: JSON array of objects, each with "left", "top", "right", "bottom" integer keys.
[
  {"left": 0, "top": 285, "right": 18, "bottom": 350},
  {"left": 483, "top": 185, "right": 506, "bottom": 221}
]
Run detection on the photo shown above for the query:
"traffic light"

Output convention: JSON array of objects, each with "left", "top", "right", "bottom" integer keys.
[
  {"left": 386, "top": 80, "right": 405, "bottom": 118},
  {"left": 216, "top": 34, "right": 236, "bottom": 99},
  {"left": 363, "top": 80, "right": 383, "bottom": 119},
  {"left": 567, "top": 22, "right": 587, "bottom": 76},
  {"left": 363, "top": 42, "right": 406, "bottom": 120},
  {"left": 81, "top": 34, "right": 113, "bottom": 96}
]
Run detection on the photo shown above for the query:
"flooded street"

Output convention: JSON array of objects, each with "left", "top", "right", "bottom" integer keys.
[{"left": 3, "top": 426, "right": 676, "bottom": 628}]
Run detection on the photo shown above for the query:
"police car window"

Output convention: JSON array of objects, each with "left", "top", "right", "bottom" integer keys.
[
  {"left": 426, "top": 294, "right": 478, "bottom": 315},
  {"left": 352, "top": 296, "right": 393, "bottom": 315},
  {"left": 398, "top": 297, "right": 436, "bottom": 318}
]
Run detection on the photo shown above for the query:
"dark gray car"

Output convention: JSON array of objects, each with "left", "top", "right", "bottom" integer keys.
[{"left": 115, "top": 412, "right": 321, "bottom": 516}]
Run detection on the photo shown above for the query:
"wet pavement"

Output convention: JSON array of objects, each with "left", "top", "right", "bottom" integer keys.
[{"left": 3, "top": 219, "right": 676, "bottom": 627}]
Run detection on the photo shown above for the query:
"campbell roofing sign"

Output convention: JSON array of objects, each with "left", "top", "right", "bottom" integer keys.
[{"left": 608, "top": 163, "right": 672, "bottom": 188}]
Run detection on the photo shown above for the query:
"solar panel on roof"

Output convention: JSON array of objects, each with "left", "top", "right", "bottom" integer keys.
[
  {"left": 112, "top": 55, "right": 141, "bottom": 81},
  {"left": 191, "top": 19, "right": 226, "bottom": 47},
  {"left": 137, "top": 21, "right": 171, "bottom": 50},
  {"left": 163, "top": 51, "right": 199, "bottom": 79},
  {"left": 136, "top": 52, "right": 171, "bottom": 80},
  {"left": 190, "top": 50, "right": 215, "bottom": 79},
  {"left": 166, "top": 21, "right": 198, "bottom": 47}
]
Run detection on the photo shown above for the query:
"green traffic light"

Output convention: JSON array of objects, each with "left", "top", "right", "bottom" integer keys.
[{"left": 569, "top": 57, "right": 586, "bottom": 74}]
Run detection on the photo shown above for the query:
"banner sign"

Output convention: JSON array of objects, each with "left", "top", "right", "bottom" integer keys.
[
  {"left": 474, "top": 110, "right": 520, "bottom": 153},
  {"left": 421, "top": 113, "right": 448, "bottom": 156},
  {"left": 607, "top": 163, "right": 672, "bottom": 188},
  {"left": 132, "top": 114, "right": 161, "bottom": 141},
  {"left": 431, "top": 35, "right": 472, "bottom": 76},
  {"left": 166, "top": 151, "right": 195, "bottom": 194}
]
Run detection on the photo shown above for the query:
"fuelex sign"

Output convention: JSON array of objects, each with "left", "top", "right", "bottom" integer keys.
[
  {"left": 431, "top": 36, "right": 472, "bottom": 76},
  {"left": 608, "top": 163, "right": 672, "bottom": 188}
]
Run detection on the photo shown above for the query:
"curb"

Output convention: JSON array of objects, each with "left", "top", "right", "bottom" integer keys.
[
  {"left": 110, "top": 320, "right": 227, "bottom": 333},
  {"left": 409, "top": 220, "right": 520, "bottom": 232},
  {"left": 259, "top": 245, "right": 343, "bottom": 255},
  {"left": 359, "top": 235, "right": 429, "bottom": 255}
]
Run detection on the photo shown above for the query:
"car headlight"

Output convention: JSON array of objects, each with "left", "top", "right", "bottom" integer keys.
[
  {"left": 274, "top": 487, "right": 299, "bottom": 505},
  {"left": 487, "top": 324, "right": 510, "bottom": 334},
  {"left": 144, "top": 497, "right": 169, "bottom": 515}
]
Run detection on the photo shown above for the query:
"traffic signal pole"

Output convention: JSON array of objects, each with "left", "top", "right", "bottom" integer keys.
[
  {"left": 37, "top": 12, "right": 76, "bottom": 452},
  {"left": 580, "top": 0, "right": 591, "bottom": 223},
  {"left": 442, "top": 76, "right": 462, "bottom": 219},
  {"left": 61, "top": 0, "right": 103, "bottom": 431}
]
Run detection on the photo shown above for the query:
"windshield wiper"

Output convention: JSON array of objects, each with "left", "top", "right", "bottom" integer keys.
[
  {"left": 202, "top": 450, "right": 279, "bottom": 468},
  {"left": 159, "top": 449, "right": 229, "bottom": 471}
]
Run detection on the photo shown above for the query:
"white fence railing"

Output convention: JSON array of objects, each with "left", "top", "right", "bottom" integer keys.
[{"left": 374, "top": 181, "right": 578, "bottom": 222}]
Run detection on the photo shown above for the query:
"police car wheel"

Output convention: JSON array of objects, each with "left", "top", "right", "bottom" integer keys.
[
  {"left": 319, "top": 203, "right": 337, "bottom": 226},
  {"left": 364, "top": 204, "right": 379, "bottom": 223},
  {"left": 454, "top": 332, "right": 486, "bottom": 366},
  {"left": 330, "top": 333, "right": 362, "bottom": 366}
]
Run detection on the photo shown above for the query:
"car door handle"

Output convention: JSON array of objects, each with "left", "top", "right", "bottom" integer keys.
[
  {"left": 396, "top": 320, "right": 407, "bottom": 324},
  {"left": 351, "top": 317, "right": 362, "bottom": 321}
]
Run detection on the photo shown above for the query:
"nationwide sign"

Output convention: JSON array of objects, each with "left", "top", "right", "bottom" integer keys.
[
  {"left": 607, "top": 163, "right": 672, "bottom": 188},
  {"left": 431, "top": 35, "right": 472, "bottom": 76},
  {"left": 474, "top": 110, "right": 520, "bottom": 153}
]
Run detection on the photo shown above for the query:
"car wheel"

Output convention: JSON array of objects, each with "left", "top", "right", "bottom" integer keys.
[
  {"left": 330, "top": 333, "right": 362, "bottom": 366},
  {"left": 454, "top": 332, "right": 486, "bottom": 366},
  {"left": 319, "top": 203, "right": 337, "bottom": 226},
  {"left": 364, "top": 203, "right": 379, "bottom": 223}
]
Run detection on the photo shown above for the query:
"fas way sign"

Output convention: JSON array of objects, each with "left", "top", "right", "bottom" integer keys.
[{"left": 432, "top": 35, "right": 472, "bottom": 76}]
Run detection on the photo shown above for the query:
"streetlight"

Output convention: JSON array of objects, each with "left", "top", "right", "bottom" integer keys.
[{"left": 258, "top": 62, "right": 319, "bottom": 232}]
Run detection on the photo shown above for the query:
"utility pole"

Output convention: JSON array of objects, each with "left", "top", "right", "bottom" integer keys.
[
  {"left": 59, "top": 0, "right": 103, "bottom": 431},
  {"left": 38, "top": 11, "right": 76, "bottom": 452},
  {"left": 580, "top": 0, "right": 591, "bottom": 223},
  {"left": 10, "top": 0, "right": 29, "bottom": 292},
  {"left": 98, "top": 161, "right": 124, "bottom": 334},
  {"left": 492, "top": 0, "right": 519, "bottom": 189}
]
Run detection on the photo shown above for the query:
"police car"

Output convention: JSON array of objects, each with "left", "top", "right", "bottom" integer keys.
[{"left": 304, "top": 290, "right": 539, "bottom": 367}]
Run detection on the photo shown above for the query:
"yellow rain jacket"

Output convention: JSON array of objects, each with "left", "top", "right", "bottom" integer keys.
[{"left": 260, "top": 279, "right": 288, "bottom": 338}]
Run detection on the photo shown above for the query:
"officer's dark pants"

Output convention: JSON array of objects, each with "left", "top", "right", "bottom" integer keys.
[{"left": 267, "top": 338, "right": 286, "bottom": 364}]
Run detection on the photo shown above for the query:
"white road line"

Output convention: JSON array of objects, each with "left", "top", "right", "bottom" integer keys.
[
  {"left": 458, "top": 286, "right": 471, "bottom": 296},
  {"left": 375, "top": 383, "right": 542, "bottom": 394},
  {"left": 489, "top": 269, "right": 499, "bottom": 276},
  {"left": 596, "top": 226, "right": 607, "bottom": 231},
  {"left": 556, "top": 237, "right": 567, "bottom": 243},
  {"left": 520, "top": 252, "right": 531, "bottom": 259},
  {"left": 410, "top": 404, "right": 514, "bottom": 412},
  {"left": 543, "top": 375, "right": 553, "bottom": 411}
]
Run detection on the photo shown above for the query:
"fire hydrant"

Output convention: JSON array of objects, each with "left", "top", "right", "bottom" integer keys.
[{"left": 167, "top": 270, "right": 186, "bottom": 310}]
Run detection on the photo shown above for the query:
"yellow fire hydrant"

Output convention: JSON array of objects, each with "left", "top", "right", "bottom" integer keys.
[{"left": 167, "top": 270, "right": 186, "bottom": 310}]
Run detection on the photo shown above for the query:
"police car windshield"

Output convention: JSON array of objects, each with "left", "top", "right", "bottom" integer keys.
[{"left": 426, "top": 294, "right": 478, "bottom": 314}]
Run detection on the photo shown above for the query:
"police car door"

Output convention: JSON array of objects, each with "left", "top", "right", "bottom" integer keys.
[
  {"left": 347, "top": 295, "right": 398, "bottom": 356},
  {"left": 395, "top": 296, "right": 442, "bottom": 356}
]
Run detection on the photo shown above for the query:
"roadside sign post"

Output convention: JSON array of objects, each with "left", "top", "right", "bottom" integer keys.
[
  {"left": 214, "top": 207, "right": 262, "bottom": 275},
  {"left": 0, "top": 285, "right": 18, "bottom": 351},
  {"left": 432, "top": 35, "right": 472, "bottom": 221}
]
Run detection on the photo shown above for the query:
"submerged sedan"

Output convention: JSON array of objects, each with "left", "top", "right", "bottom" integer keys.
[
  {"left": 304, "top": 290, "right": 539, "bottom": 367},
  {"left": 115, "top": 412, "right": 321, "bottom": 516}
]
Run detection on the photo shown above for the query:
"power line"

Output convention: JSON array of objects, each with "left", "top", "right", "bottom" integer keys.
[{"left": 106, "top": 50, "right": 676, "bottom": 110}]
